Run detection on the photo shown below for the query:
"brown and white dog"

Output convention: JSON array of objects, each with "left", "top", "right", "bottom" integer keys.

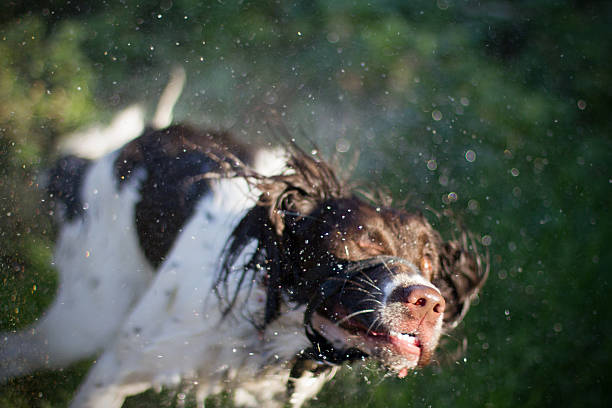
[{"left": 0, "top": 123, "right": 487, "bottom": 407}]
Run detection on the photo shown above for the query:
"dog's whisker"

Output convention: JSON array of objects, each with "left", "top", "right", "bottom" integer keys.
[
  {"left": 352, "top": 276, "right": 382, "bottom": 293},
  {"left": 380, "top": 258, "right": 396, "bottom": 276},
  {"left": 366, "top": 316, "right": 383, "bottom": 336},
  {"left": 356, "top": 297, "right": 383, "bottom": 307},
  {"left": 344, "top": 287, "right": 376, "bottom": 296},
  {"left": 355, "top": 272, "right": 382, "bottom": 288},
  {"left": 357, "top": 271, "right": 378, "bottom": 286},
  {"left": 334, "top": 309, "right": 376, "bottom": 327}
]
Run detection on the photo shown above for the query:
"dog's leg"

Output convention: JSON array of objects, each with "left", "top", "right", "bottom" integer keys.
[
  {"left": 0, "top": 155, "right": 153, "bottom": 381},
  {"left": 0, "top": 288, "right": 141, "bottom": 382},
  {"left": 0, "top": 254, "right": 152, "bottom": 382},
  {"left": 68, "top": 253, "right": 218, "bottom": 408},
  {"left": 69, "top": 348, "right": 152, "bottom": 408},
  {"left": 232, "top": 374, "right": 289, "bottom": 408},
  {"left": 288, "top": 366, "right": 337, "bottom": 408},
  {"left": 0, "top": 328, "right": 52, "bottom": 380}
]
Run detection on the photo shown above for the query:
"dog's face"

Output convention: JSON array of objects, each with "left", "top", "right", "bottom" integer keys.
[
  {"left": 220, "top": 150, "right": 487, "bottom": 377},
  {"left": 282, "top": 198, "right": 446, "bottom": 375}
]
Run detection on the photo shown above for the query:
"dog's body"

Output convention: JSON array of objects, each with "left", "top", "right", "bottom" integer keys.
[{"left": 1, "top": 124, "right": 487, "bottom": 408}]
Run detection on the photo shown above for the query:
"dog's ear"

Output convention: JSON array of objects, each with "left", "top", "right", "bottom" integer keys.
[
  {"left": 257, "top": 151, "right": 345, "bottom": 236},
  {"left": 265, "top": 185, "right": 318, "bottom": 236},
  {"left": 434, "top": 235, "right": 489, "bottom": 330}
]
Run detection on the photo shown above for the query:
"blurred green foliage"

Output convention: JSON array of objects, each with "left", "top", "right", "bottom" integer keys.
[
  {"left": 0, "top": 15, "right": 98, "bottom": 326},
  {"left": 0, "top": 0, "right": 610, "bottom": 407}
]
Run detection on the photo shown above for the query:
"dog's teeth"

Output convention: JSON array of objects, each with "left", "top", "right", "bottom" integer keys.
[
  {"left": 391, "top": 331, "right": 413, "bottom": 337},
  {"left": 390, "top": 331, "right": 417, "bottom": 342}
]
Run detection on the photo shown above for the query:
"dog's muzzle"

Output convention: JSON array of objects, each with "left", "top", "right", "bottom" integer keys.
[{"left": 302, "top": 255, "right": 422, "bottom": 364}]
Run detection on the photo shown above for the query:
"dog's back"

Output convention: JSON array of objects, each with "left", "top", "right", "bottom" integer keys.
[
  {"left": 1, "top": 125, "right": 309, "bottom": 407},
  {"left": 0, "top": 125, "right": 260, "bottom": 380}
]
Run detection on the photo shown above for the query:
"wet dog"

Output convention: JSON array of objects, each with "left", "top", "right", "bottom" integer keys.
[{"left": 1, "top": 124, "right": 487, "bottom": 407}]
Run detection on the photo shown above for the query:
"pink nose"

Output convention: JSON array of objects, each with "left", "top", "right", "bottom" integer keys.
[{"left": 398, "top": 285, "right": 446, "bottom": 319}]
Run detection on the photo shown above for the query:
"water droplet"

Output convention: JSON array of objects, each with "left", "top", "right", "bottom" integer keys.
[
  {"left": 432, "top": 110, "right": 443, "bottom": 121},
  {"left": 160, "top": 0, "right": 173, "bottom": 11},
  {"left": 264, "top": 90, "right": 278, "bottom": 105},
  {"left": 465, "top": 150, "right": 476, "bottom": 162},
  {"left": 336, "top": 138, "right": 350, "bottom": 153},
  {"left": 327, "top": 32, "right": 339, "bottom": 43},
  {"left": 437, "top": 0, "right": 450, "bottom": 10}
]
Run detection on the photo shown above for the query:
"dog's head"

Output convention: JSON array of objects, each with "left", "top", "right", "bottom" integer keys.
[{"left": 217, "top": 145, "right": 488, "bottom": 376}]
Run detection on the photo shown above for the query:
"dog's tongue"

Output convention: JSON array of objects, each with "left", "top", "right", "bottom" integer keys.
[
  {"left": 389, "top": 332, "right": 420, "bottom": 378},
  {"left": 390, "top": 332, "right": 421, "bottom": 357}
]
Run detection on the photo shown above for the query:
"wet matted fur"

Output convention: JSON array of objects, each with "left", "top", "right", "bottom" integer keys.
[{"left": 0, "top": 125, "right": 488, "bottom": 408}]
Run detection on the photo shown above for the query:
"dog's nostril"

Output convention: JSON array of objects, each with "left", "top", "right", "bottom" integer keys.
[
  {"left": 397, "top": 285, "right": 446, "bottom": 316},
  {"left": 414, "top": 298, "right": 427, "bottom": 307}
]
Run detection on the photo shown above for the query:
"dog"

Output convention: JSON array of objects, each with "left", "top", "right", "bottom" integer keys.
[{"left": 0, "top": 123, "right": 487, "bottom": 407}]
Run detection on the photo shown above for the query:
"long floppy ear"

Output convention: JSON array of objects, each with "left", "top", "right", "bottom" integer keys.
[
  {"left": 258, "top": 182, "right": 319, "bottom": 236},
  {"left": 434, "top": 233, "right": 489, "bottom": 331},
  {"left": 257, "top": 148, "right": 345, "bottom": 236},
  {"left": 216, "top": 143, "right": 346, "bottom": 324}
]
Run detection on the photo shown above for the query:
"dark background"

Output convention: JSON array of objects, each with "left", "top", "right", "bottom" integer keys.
[{"left": 0, "top": 1, "right": 610, "bottom": 407}]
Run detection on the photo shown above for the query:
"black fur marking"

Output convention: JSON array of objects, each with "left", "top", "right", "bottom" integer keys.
[
  {"left": 47, "top": 155, "right": 91, "bottom": 221},
  {"left": 115, "top": 125, "right": 253, "bottom": 268}
]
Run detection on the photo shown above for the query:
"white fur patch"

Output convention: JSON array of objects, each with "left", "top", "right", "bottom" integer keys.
[
  {"left": 0, "top": 154, "right": 153, "bottom": 378},
  {"left": 60, "top": 149, "right": 319, "bottom": 408},
  {"left": 58, "top": 106, "right": 145, "bottom": 159},
  {"left": 382, "top": 266, "right": 438, "bottom": 303}
]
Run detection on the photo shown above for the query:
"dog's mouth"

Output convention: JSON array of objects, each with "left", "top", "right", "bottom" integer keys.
[
  {"left": 311, "top": 310, "right": 423, "bottom": 377},
  {"left": 303, "top": 256, "right": 443, "bottom": 376}
]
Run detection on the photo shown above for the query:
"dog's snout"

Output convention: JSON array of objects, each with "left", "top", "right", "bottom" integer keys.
[{"left": 394, "top": 285, "right": 446, "bottom": 317}]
